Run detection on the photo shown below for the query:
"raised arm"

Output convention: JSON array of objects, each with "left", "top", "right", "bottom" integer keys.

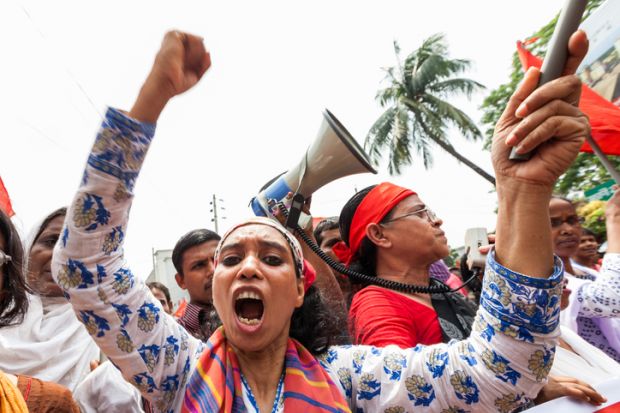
[
  {"left": 573, "top": 189, "right": 620, "bottom": 319},
  {"left": 323, "top": 252, "right": 564, "bottom": 411},
  {"left": 492, "top": 30, "right": 589, "bottom": 277},
  {"left": 321, "top": 31, "right": 591, "bottom": 412},
  {"left": 51, "top": 30, "right": 211, "bottom": 413}
]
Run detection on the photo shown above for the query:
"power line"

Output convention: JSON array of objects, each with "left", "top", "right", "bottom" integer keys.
[{"left": 17, "top": 2, "right": 104, "bottom": 120}]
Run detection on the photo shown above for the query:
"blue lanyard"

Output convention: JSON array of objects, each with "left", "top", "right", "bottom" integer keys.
[{"left": 241, "top": 372, "right": 285, "bottom": 413}]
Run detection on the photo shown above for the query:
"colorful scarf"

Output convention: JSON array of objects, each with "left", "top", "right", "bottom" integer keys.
[
  {"left": 0, "top": 371, "right": 28, "bottom": 413},
  {"left": 183, "top": 328, "right": 350, "bottom": 412}
]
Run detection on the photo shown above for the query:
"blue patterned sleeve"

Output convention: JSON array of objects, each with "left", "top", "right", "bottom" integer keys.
[
  {"left": 574, "top": 252, "right": 620, "bottom": 319},
  {"left": 320, "top": 251, "right": 563, "bottom": 412},
  {"left": 51, "top": 108, "right": 203, "bottom": 413}
]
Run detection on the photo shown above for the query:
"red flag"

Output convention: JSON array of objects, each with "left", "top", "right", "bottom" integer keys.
[
  {"left": 516, "top": 40, "right": 620, "bottom": 156},
  {"left": 173, "top": 297, "right": 187, "bottom": 318},
  {"left": 0, "top": 177, "right": 15, "bottom": 217}
]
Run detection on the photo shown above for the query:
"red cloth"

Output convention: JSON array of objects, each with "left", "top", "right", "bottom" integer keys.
[
  {"left": 173, "top": 298, "right": 187, "bottom": 318},
  {"left": 445, "top": 273, "right": 468, "bottom": 297},
  {"left": 302, "top": 259, "right": 316, "bottom": 292},
  {"left": 344, "top": 182, "right": 415, "bottom": 266},
  {"left": 348, "top": 285, "right": 442, "bottom": 348},
  {"left": 0, "top": 177, "right": 15, "bottom": 217},
  {"left": 516, "top": 40, "right": 620, "bottom": 156}
]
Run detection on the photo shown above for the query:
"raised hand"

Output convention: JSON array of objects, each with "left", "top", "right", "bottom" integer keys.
[
  {"left": 493, "top": 31, "right": 589, "bottom": 277},
  {"left": 491, "top": 30, "right": 589, "bottom": 188},
  {"left": 606, "top": 189, "right": 620, "bottom": 253},
  {"left": 130, "top": 30, "right": 211, "bottom": 123}
]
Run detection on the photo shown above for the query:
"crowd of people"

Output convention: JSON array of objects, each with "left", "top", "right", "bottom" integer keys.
[{"left": 0, "top": 29, "right": 619, "bottom": 412}]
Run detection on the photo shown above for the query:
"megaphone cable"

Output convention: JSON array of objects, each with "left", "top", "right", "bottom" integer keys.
[{"left": 275, "top": 202, "right": 480, "bottom": 295}]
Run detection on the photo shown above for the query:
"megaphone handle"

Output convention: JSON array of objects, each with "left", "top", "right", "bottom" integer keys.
[
  {"left": 508, "top": 0, "right": 587, "bottom": 161},
  {"left": 284, "top": 193, "right": 305, "bottom": 232}
]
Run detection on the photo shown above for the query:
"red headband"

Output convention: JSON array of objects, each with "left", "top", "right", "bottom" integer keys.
[
  {"left": 336, "top": 182, "right": 415, "bottom": 266},
  {"left": 302, "top": 259, "right": 316, "bottom": 292}
]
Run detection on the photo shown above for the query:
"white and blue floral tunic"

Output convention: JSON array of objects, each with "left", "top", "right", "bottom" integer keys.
[{"left": 52, "top": 108, "right": 565, "bottom": 413}]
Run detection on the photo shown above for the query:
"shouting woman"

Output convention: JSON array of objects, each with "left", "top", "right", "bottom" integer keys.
[{"left": 52, "top": 30, "right": 590, "bottom": 412}]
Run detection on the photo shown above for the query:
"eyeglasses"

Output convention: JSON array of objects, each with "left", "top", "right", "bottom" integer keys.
[
  {"left": 0, "top": 250, "right": 11, "bottom": 267},
  {"left": 383, "top": 207, "right": 439, "bottom": 224},
  {"left": 550, "top": 215, "right": 584, "bottom": 228}
]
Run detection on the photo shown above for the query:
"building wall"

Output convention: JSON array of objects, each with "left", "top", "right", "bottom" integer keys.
[{"left": 146, "top": 249, "right": 189, "bottom": 311}]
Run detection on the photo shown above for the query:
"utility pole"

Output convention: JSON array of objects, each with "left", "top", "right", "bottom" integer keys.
[{"left": 209, "top": 194, "right": 226, "bottom": 233}]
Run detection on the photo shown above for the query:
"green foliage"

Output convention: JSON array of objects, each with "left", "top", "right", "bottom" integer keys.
[
  {"left": 443, "top": 247, "right": 462, "bottom": 268},
  {"left": 577, "top": 199, "right": 607, "bottom": 238},
  {"left": 366, "top": 34, "right": 489, "bottom": 178},
  {"left": 556, "top": 152, "right": 620, "bottom": 196},
  {"left": 479, "top": 0, "right": 607, "bottom": 194}
]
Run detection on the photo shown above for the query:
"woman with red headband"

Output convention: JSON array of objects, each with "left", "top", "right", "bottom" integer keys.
[
  {"left": 337, "top": 182, "right": 477, "bottom": 346},
  {"left": 52, "top": 29, "right": 594, "bottom": 412}
]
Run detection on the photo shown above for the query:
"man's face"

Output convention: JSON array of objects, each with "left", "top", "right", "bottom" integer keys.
[
  {"left": 319, "top": 228, "right": 342, "bottom": 262},
  {"left": 175, "top": 240, "right": 219, "bottom": 306}
]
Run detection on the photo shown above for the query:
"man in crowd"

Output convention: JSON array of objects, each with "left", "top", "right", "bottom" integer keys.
[
  {"left": 313, "top": 217, "right": 342, "bottom": 262},
  {"left": 172, "top": 229, "right": 221, "bottom": 340}
]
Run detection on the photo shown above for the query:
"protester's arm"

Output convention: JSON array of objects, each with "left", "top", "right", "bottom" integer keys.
[
  {"left": 272, "top": 201, "right": 347, "bottom": 324},
  {"left": 492, "top": 31, "right": 589, "bottom": 277},
  {"left": 322, "top": 252, "right": 564, "bottom": 411},
  {"left": 296, "top": 227, "right": 347, "bottom": 318},
  {"left": 321, "top": 30, "right": 590, "bottom": 412},
  {"left": 565, "top": 190, "right": 620, "bottom": 319},
  {"left": 51, "top": 31, "right": 210, "bottom": 413},
  {"left": 606, "top": 190, "right": 620, "bottom": 254}
]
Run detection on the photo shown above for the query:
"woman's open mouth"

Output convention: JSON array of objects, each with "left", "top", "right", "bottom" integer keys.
[{"left": 234, "top": 291, "right": 264, "bottom": 326}]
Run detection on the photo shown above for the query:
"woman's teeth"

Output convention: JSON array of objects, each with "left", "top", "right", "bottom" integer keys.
[
  {"left": 238, "top": 291, "right": 261, "bottom": 300},
  {"left": 238, "top": 317, "right": 260, "bottom": 326}
]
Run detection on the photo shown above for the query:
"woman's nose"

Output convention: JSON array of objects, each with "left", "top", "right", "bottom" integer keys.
[{"left": 236, "top": 256, "right": 262, "bottom": 280}]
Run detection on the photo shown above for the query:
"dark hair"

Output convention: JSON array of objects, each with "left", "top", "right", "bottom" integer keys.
[
  {"left": 0, "top": 209, "right": 29, "bottom": 327},
  {"left": 581, "top": 228, "right": 597, "bottom": 238},
  {"left": 339, "top": 185, "right": 395, "bottom": 278},
  {"left": 289, "top": 284, "right": 349, "bottom": 355},
  {"left": 313, "top": 217, "right": 339, "bottom": 246},
  {"left": 147, "top": 281, "right": 172, "bottom": 304},
  {"left": 172, "top": 229, "right": 221, "bottom": 276},
  {"left": 32, "top": 207, "right": 67, "bottom": 249}
]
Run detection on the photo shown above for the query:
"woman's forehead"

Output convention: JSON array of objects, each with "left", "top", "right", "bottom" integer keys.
[
  {"left": 394, "top": 194, "right": 423, "bottom": 211},
  {"left": 223, "top": 224, "right": 287, "bottom": 245},
  {"left": 41, "top": 215, "right": 65, "bottom": 234}
]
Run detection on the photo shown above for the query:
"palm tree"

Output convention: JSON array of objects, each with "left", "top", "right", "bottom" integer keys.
[{"left": 365, "top": 34, "right": 496, "bottom": 185}]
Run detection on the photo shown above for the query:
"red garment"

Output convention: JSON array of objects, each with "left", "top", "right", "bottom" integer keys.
[
  {"left": 516, "top": 40, "right": 620, "bottom": 156},
  {"left": 349, "top": 285, "right": 443, "bottom": 348},
  {"left": 0, "top": 177, "right": 15, "bottom": 217},
  {"left": 445, "top": 273, "right": 468, "bottom": 297}
]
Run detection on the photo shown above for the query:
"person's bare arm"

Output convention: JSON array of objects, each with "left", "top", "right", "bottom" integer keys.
[{"left": 492, "top": 31, "right": 589, "bottom": 277}]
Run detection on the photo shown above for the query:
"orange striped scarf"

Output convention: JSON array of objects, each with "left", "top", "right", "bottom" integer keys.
[
  {"left": 183, "top": 328, "right": 350, "bottom": 412},
  {"left": 0, "top": 371, "right": 28, "bottom": 413}
]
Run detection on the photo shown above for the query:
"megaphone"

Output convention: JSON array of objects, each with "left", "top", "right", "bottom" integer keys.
[{"left": 251, "top": 109, "right": 377, "bottom": 222}]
